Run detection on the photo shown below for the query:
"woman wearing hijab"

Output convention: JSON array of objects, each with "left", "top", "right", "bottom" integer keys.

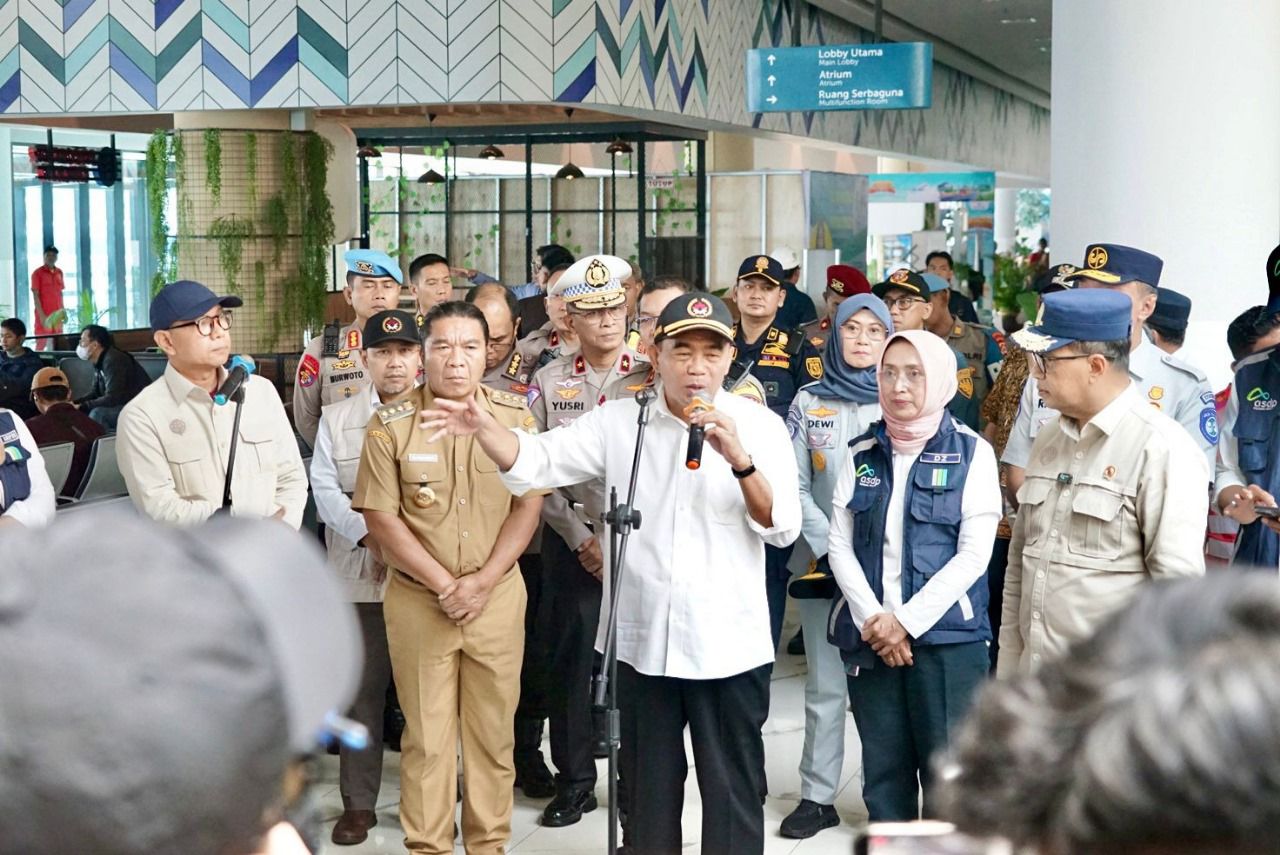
[
  {"left": 779, "top": 295, "right": 894, "bottom": 839},
  {"left": 827, "top": 330, "right": 1000, "bottom": 822}
]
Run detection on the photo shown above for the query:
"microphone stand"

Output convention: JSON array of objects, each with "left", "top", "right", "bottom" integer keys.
[
  {"left": 219, "top": 384, "right": 246, "bottom": 512},
  {"left": 593, "top": 387, "right": 655, "bottom": 855}
]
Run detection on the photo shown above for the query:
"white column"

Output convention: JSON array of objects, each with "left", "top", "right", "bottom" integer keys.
[
  {"left": 995, "top": 187, "right": 1017, "bottom": 254},
  {"left": 1051, "top": 0, "right": 1280, "bottom": 386}
]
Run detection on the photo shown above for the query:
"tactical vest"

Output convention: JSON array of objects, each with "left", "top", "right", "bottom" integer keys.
[
  {"left": 1229, "top": 351, "right": 1280, "bottom": 568},
  {"left": 0, "top": 411, "right": 33, "bottom": 512},
  {"left": 828, "top": 417, "right": 990, "bottom": 668},
  {"left": 320, "top": 395, "right": 386, "bottom": 601}
]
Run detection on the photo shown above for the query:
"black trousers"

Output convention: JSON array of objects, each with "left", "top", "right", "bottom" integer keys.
[
  {"left": 619, "top": 661, "right": 770, "bottom": 855},
  {"left": 540, "top": 527, "right": 602, "bottom": 791},
  {"left": 986, "top": 536, "right": 1010, "bottom": 673},
  {"left": 514, "top": 552, "right": 549, "bottom": 756},
  {"left": 764, "top": 543, "right": 796, "bottom": 653},
  {"left": 339, "top": 602, "right": 393, "bottom": 810}
]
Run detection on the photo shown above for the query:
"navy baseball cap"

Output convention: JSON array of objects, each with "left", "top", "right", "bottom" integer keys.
[
  {"left": 737, "top": 254, "right": 784, "bottom": 286},
  {"left": 1066, "top": 243, "right": 1163, "bottom": 287},
  {"left": 1031, "top": 263, "right": 1079, "bottom": 294},
  {"left": 1012, "top": 289, "right": 1132, "bottom": 353},
  {"left": 872, "top": 268, "right": 930, "bottom": 299},
  {"left": 150, "top": 280, "right": 243, "bottom": 332},
  {"left": 362, "top": 309, "right": 421, "bottom": 348},
  {"left": 654, "top": 292, "right": 734, "bottom": 344},
  {"left": 1149, "top": 288, "right": 1192, "bottom": 332}
]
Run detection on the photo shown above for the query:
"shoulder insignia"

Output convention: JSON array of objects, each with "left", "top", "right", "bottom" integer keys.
[
  {"left": 522, "top": 414, "right": 539, "bottom": 434},
  {"left": 733, "top": 382, "right": 766, "bottom": 404},
  {"left": 504, "top": 351, "right": 522, "bottom": 378},
  {"left": 369, "top": 429, "right": 392, "bottom": 444},
  {"left": 415, "top": 312, "right": 426, "bottom": 329},
  {"left": 957, "top": 366, "right": 975, "bottom": 399},
  {"left": 346, "top": 329, "right": 362, "bottom": 351},
  {"left": 573, "top": 353, "right": 586, "bottom": 375},
  {"left": 810, "top": 337, "right": 825, "bottom": 347},
  {"left": 549, "top": 330, "right": 560, "bottom": 348},
  {"left": 620, "top": 353, "right": 632, "bottom": 373},
  {"left": 298, "top": 353, "right": 320, "bottom": 388},
  {"left": 805, "top": 357, "right": 824, "bottom": 379},
  {"left": 766, "top": 328, "right": 779, "bottom": 342},
  {"left": 491, "top": 389, "right": 527, "bottom": 409},
  {"left": 1160, "top": 352, "right": 1209, "bottom": 382},
  {"left": 376, "top": 400, "right": 415, "bottom": 425}
]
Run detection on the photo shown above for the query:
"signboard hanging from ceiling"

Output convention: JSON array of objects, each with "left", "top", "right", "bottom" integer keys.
[
  {"left": 745, "top": 42, "right": 932, "bottom": 112},
  {"left": 866, "top": 172, "right": 996, "bottom": 203}
]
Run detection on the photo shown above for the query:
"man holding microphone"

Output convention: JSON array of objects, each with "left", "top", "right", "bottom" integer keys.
[{"left": 420, "top": 292, "right": 801, "bottom": 855}]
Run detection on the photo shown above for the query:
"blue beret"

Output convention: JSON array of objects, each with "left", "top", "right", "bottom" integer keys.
[
  {"left": 344, "top": 249, "right": 403, "bottom": 285},
  {"left": 1066, "top": 243, "right": 1163, "bottom": 288},
  {"left": 1149, "top": 288, "right": 1191, "bottom": 331},
  {"left": 1012, "top": 289, "right": 1132, "bottom": 353}
]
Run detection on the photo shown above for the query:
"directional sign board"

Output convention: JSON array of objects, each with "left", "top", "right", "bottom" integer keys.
[{"left": 746, "top": 43, "right": 932, "bottom": 112}]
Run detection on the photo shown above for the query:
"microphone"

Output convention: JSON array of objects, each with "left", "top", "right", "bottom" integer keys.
[
  {"left": 214, "top": 355, "right": 256, "bottom": 405},
  {"left": 683, "top": 394, "right": 713, "bottom": 470}
]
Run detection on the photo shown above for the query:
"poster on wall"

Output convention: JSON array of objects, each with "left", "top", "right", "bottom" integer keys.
[
  {"left": 807, "top": 172, "right": 868, "bottom": 269},
  {"left": 964, "top": 200, "right": 995, "bottom": 232},
  {"left": 866, "top": 172, "right": 996, "bottom": 204}
]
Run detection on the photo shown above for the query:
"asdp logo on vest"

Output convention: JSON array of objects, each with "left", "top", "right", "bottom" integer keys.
[
  {"left": 856, "top": 463, "right": 881, "bottom": 488},
  {"left": 1247, "top": 387, "right": 1277, "bottom": 411}
]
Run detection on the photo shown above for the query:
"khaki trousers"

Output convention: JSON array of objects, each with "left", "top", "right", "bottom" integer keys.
[{"left": 385, "top": 568, "right": 526, "bottom": 854}]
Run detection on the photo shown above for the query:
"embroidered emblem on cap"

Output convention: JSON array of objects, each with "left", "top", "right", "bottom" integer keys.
[
  {"left": 383, "top": 315, "right": 404, "bottom": 334},
  {"left": 356, "top": 260, "right": 374, "bottom": 274},
  {"left": 1087, "top": 246, "right": 1109, "bottom": 269},
  {"left": 889, "top": 269, "right": 910, "bottom": 284},
  {"left": 755, "top": 256, "right": 770, "bottom": 274},
  {"left": 688, "top": 297, "right": 713, "bottom": 318},
  {"left": 584, "top": 258, "right": 611, "bottom": 288}
]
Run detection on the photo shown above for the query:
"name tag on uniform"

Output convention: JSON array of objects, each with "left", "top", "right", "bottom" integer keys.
[
  {"left": 408, "top": 453, "right": 439, "bottom": 463},
  {"left": 920, "top": 452, "right": 961, "bottom": 465},
  {"left": 0, "top": 430, "right": 17, "bottom": 444}
]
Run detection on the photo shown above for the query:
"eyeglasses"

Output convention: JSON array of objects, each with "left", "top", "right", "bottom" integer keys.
[
  {"left": 485, "top": 333, "right": 516, "bottom": 351},
  {"left": 880, "top": 366, "right": 926, "bottom": 387},
  {"left": 171, "top": 312, "right": 233, "bottom": 337},
  {"left": 568, "top": 305, "right": 627, "bottom": 324},
  {"left": 840, "top": 322, "right": 887, "bottom": 342},
  {"left": 883, "top": 296, "right": 926, "bottom": 312},
  {"left": 636, "top": 314, "right": 659, "bottom": 329},
  {"left": 1028, "top": 352, "right": 1095, "bottom": 376}
]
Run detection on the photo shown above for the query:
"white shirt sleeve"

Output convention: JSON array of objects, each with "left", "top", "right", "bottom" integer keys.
[
  {"left": 1, "top": 414, "right": 56, "bottom": 529},
  {"left": 894, "top": 438, "right": 1002, "bottom": 639},
  {"left": 1001, "top": 377, "right": 1038, "bottom": 468},
  {"left": 1214, "top": 389, "right": 1243, "bottom": 496},
  {"left": 503, "top": 405, "right": 610, "bottom": 496},
  {"left": 745, "top": 410, "right": 802, "bottom": 546},
  {"left": 827, "top": 447, "right": 886, "bottom": 629},
  {"left": 310, "top": 415, "right": 368, "bottom": 545}
]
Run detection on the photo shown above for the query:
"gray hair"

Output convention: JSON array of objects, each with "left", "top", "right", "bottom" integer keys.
[
  {"left": 1073, "top": 337, "right": 1130, "bottom": 373},
  {"left": 936, "top": 574, "right": 1280, "bottom": 854}
]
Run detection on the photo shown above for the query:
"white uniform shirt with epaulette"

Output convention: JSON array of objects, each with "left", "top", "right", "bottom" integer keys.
[
  {"left": 294, "top": 320, "right": 369, "bottom": 448},
  {"left": 1002, "top": 337, "right": 1217, "bottom": 472}
]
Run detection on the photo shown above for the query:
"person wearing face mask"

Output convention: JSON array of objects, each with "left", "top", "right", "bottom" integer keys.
[
  {"left": 75, "top": 324, "right": 151, "bottom": 430},
  {"left": 780, "top": 294, "right": 893, "bottom": 840},
  {"left": 826, "top": 330, "right": 1001, "bottom": 822}
]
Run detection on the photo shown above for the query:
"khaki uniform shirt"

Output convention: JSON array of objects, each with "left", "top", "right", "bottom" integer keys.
[
  {"left": 530, "top": 348, "right": 647, "bottom": 549},
  {"left": 352, "top": 384, "right": 541, "bottom": 578},
  {"left": 998, "top": 384, "right": 1208, "bottom": 678},
  {"left": 482, "top": 348, "right": 534, "bottom": 396},
  {"left": 800, "top": 317, "right": 832, "bottom": 351},
  {"left": 516, "top": 324, "right": 577, "bottom": 377},
  {"left": 294, "top": 321, "right": 369, "bottom": 448},
  {"left": 117, "top": 365, "right": 308, "bottom": 529}
]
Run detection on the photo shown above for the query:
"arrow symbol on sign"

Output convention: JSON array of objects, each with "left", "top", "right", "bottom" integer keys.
[
  {"left": 766, "top": 95, "right": 778, "bottom": 104},
  {"left": 767, "top": 54, "right": 777, "bottom": 66},
  {"left": 767, "top": 75, "right": 776, "bottom": 86}
]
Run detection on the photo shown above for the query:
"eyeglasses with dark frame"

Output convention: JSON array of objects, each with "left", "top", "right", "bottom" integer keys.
[
  {"left": 1028, "top": 351, "right": 1097, "bottom": 376},
  {"left": 170, "top": 312, "right": 233, "bottom": 337}
]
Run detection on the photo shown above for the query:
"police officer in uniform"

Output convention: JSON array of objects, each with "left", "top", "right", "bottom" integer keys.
[
  {"left": 517, "top": 264, "right": 578, "bottom": 374},
  {"left": 800, "top": 264, "right": 872, "bottom": 351},
  {"left": 468, "top": 284, "right": 533, "bottom": 395},
  {"left": 294, "top": 249, "right": 404, "bottom": 448},
  {"left": 924, "top": 271, "right": 1005, "bottom": 428},
  {"left": 526, "top": 254, "right": 648, "bottom": 827},
  {"left": 311, "top": 309, "right": 421, "bottom": 846},
  {"left": 1003, "top": 244, "right": 1217, "bottom": 500},
  {"left": 354, "top": 301, "right": 544, "bottom": 855},
  {"left": 1146, "top": 287, "right": 1193, "bottom": 355},
  {"left": 0, "top": 406, "right": 55, "bottom": 529}
]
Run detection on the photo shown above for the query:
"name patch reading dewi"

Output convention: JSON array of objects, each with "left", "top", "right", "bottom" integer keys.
[{"left": 920, "top": 452, "right": 961, "bottom": 465}]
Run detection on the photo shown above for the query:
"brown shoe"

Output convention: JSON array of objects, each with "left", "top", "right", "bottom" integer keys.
[{"left": 331, "top": 809, "right": 378, "bottom": 846}]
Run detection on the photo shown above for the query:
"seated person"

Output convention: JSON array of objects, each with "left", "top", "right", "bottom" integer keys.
[
  {"left": 0, "top": 318, "right": 45, "bottom": 418},
  {"left": 76, "top": 324, "right": 151, "bottom": 430},
  {"left": 25, "top": 366, "right": 105, "bottom": 497}
]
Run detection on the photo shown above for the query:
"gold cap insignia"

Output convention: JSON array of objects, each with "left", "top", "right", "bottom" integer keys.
[
  {"left": 688, "top": 297, "right": 713, "bottom": 318},
  {"left": 890, "top": 269, "right": 910, "bottom": 284},
  {"left": 1087, "top": 246, "right": 1109, "bottom": 269},
  {"left": 382, "top": 315, "right": 404, "bottom": 334},
  {"left": 755, "top": 256, "right": 770, "bottom": 274},
  {"left": 356, "top": 260, "right": 374, "bottom": 274},
  {"left": 585, "top": 258, "right": 611, "bottom": 288}
]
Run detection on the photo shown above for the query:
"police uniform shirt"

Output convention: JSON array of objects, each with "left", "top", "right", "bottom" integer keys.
[
  {"left": 0, "top": 408, "right": 55, "bottom": 528},
  {"left": 500, "top": 387, "right": 802, "bottom": 679},
  {"left": 731, "top": 324, "right": 824, "bottom": 419},
  {"left": 515, "top": 323, "right": 577, "bottom": 379},
  {"left": 998, "top": 383, "right": 1208, "bottom": 677},
  {"left": 294, "top": 321, "right": 370, "bottom": 448},
  {"left": 801, "top": 317, "right": 833, "bottom": 351},
  {"left": 1002, "top": 338, "right": 1217, "bottom": 472},
  {"left": 116, "top": 365, "right": 309, "bottom": 528},
  {"left": 352, "top": 384, "right": 542, "bottom": 577},
  {"left": 947, "top": 320, "right": 1005, "bottom": 412},
  {"left": 482, "top": 348, "right": 533, "bottom": 396}
]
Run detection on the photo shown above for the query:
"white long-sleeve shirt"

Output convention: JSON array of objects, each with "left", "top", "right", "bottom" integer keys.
[
  {"left": 501, "top": 385, "right": 801, "bottom": 679},
  {"left": 0, "top": 409, "right": 56, "bottom": 529},
  {"left": 311, "top": 386, "right": 380, "bottom": 546},
  {"left": 827, "top": 421, "right": 1001, "bottom": 640}
]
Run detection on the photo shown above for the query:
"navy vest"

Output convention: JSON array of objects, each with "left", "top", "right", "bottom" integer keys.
[
  {"left": 1230, "top": 350, "right": 1280, "bottom": 567},
  {"left": 827, "top": 417, "right": 990, "bottom": 668},
  {"left": 0, "top": 411, "right": 33, "bottom": 513}
]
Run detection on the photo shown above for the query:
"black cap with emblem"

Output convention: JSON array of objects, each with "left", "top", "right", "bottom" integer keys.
[
  {"left": 654, "top": 292, "right": 735, "bottom": 344},
  {"left": 362, "top": 309, "right": 421, "bottom": 349}
]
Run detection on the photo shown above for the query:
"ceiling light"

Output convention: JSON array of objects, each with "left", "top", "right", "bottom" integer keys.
[
  {"left": 605, "top": 138, "right": 633, "bottom": 155},
  {"left": 555, "top": 162, "right": 585, "bottom": 180},
  {"left": 478, "top": 144, "right": 505, "bottom": 160},
  {"left": 417, "top": 169, "right": 446, "bottom": 184},
  {"left": 356, "top": 145, "right": 381, "bottom": 158}
]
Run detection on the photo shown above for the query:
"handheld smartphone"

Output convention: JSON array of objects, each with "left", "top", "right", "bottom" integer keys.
[{"left": 1254, "top": 505, "right": 1280, "bottom": 519}]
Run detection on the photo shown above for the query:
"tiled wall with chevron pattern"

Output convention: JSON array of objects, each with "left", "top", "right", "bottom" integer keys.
[{"left": 1, "top": 0, "right": 1048, "bottom": 177}]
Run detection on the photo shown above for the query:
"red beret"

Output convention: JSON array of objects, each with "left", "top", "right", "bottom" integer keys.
[{"left": 826, "top": 264, "right": 871, "bottom": 297}]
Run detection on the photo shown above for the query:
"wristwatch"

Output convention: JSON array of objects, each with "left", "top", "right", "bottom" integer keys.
[{"left": 731, "top": 458, "right": 757, "bottom": 480}]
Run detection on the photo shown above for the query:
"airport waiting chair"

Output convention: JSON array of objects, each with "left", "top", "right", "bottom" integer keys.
[
  {"left": 38, "top": 442, "right": 75, "bottom": 495},
  {"left": 58, "top": 357, "right": 97, "bottom": 402},
  {"left": 73, "top": 435, "right": 127, "bottom": 501}
]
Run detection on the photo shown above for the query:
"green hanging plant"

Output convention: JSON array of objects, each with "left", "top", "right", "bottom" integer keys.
[
  {"left": 203, "top": 128, "right": 222, "bottom": 205},
  {"left": 253, "top": 259, "right": 267, "bottom": 308},
  {"left": 279, "top": 131, "right": 299, "bottom": 217},
  {"left": 209, "top": 215, "right": 254, "bottom": 294},
  {"left": 261, "top": 193, "right": 290, "bottom": 258},
  {"left": 245, "top": 131, "right": 258, "bottom": 207},
  {"left": 144, "top": 130, "right": 170, "bottom": 294},
  {"left": 273, "top": 131, "right": 334, "bottom": 342}
]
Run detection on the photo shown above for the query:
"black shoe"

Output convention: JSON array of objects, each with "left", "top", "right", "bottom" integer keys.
[
  {"left": 541, "top": 788, "right": 598, "bottom": 827},
  {"left": 780, "top": 799, "right": 839, "bottom": 839},
  {"left": 515, "top": 753, "right": 557, "bottom": 799},
  {"left": 786, "top": 628, "right": 805, "bottom": 656}
]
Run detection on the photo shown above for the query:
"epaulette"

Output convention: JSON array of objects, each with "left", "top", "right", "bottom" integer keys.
[
  {"left": 1161, "top": 352, "right": 1208, "bottom": 383},
  {"left": 376, "top": 399, "right": 415, "bottom": 425},
  {"left": 504, "top": 351, "right": 523, "bottom": 378},
  {"left": 321, "top": 321, "right": 341, "bottom": 357},
  {"left": 490, "top": 389, "right": 527, "bottom": 409}
]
